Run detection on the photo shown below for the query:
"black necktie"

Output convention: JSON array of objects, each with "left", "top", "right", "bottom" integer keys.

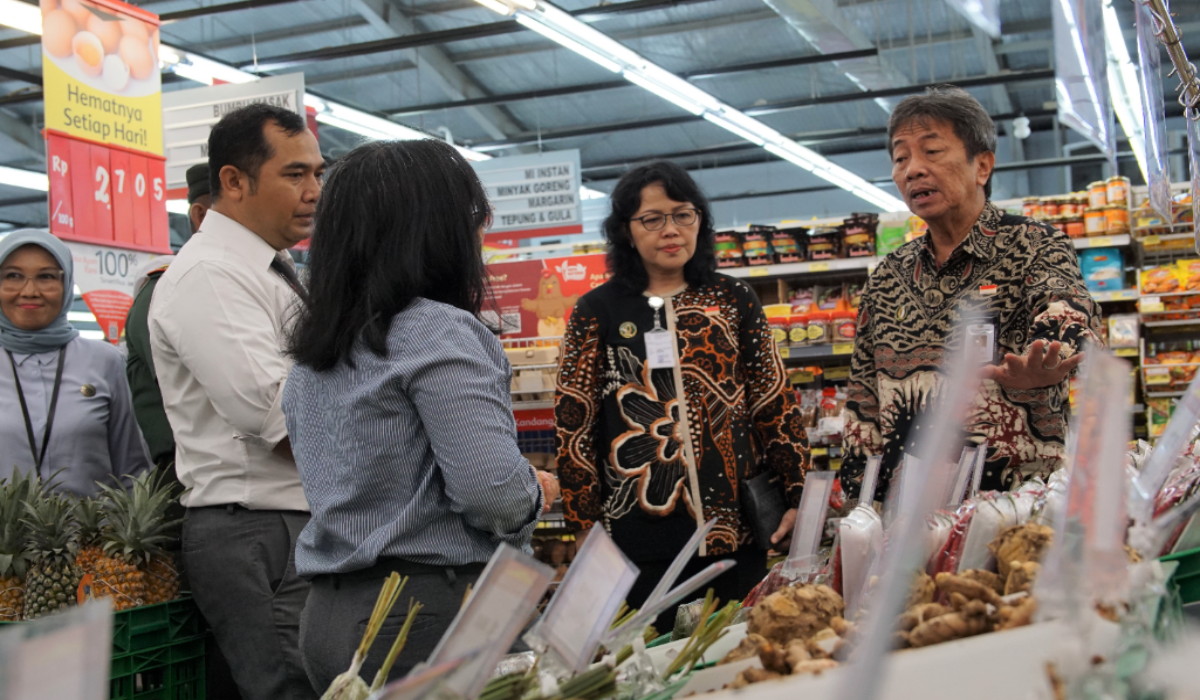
[{"left": 270, "top": 255, "right": 309, "bottom": 304}]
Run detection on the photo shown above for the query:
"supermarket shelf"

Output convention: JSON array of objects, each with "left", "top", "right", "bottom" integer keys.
[
  {"left": 1146, "top": 390, "right": 1187, "bottom": 399},
  {"left": 1144, "top": 319, "right": 1200, "bottom": 328},
  {"left": 1142, "top": 362, "right": 1200, "bottom": 370},
  {"left": 781, "top": 343, "right": 855, "bottom": 362},
  {"left": 1072, "top": 234, "right": 1131, "bottom": 250},
  {"left": 1113, "top": 347, "right": 1139, "bottom": 357},
  {"left": 724, "top": 256, "right": 878, "bottom": 280},
  {"left": 1091, "top": 288, "right": 1138, "bottom": 303}
]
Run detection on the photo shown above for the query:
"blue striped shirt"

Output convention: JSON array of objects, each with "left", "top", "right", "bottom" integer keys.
[{"left": 283, "top": 298, "right": 543, "bottom": 577}]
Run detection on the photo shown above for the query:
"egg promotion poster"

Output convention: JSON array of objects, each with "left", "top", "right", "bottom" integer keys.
[
  {"left": 484, "top": 254, "right": 608, "bottom": 339},
  {"left": 40, "top": 0, "right": 162, "bottom": 154}
]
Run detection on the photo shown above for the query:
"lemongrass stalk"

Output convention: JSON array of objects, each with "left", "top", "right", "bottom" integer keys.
[{"left": 369, "top": 599, "right": 424, "bottom": 691}]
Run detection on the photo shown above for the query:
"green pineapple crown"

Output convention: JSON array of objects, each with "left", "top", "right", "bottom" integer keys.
[
  {"left": 74, "top": 497, "right": 105, "bottom": 550},
  {"left": 97, "top": 469, "right": 182, "bottom": 565},
  {"left": 0, "top": 469, "right": 39, "bottom": 579},
  {"left": 22, "top": 490, "right": 80, "bottom": 565}
]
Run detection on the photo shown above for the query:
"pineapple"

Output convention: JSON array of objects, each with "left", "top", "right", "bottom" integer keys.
[
  {"left": 0, "top": 470, "right": 37, "bottom": 621},
  {"left": 77, "top": 495, "right": 145, "bottom": 611},
  {"left": 97, "top": 470, "right": 182, "bottom": 608},
  {"left": 22, "top": 491, "right": 82, "bottom": 619}
]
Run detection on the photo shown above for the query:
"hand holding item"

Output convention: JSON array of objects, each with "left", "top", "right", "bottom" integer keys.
[
  {"left": 981, "top": 339, "right": 1084, "bottom": 390},
  {"left": 768, "top": 507, "right": 798, "bottom": 555},
  {"left": 536, "top": 470, "right": 561, "bottom": 512}
]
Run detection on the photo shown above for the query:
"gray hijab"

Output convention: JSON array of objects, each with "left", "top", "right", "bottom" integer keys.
[{"left": 0, "top": 229, "right": 79, "bottom": 354}]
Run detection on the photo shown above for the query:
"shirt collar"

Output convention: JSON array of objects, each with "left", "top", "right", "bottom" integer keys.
[
  {"left": 919, "top": 201, "right": 1002, "bottom": 265},
  {"left": 198, "top": 209, "right": 284, "bottom": 272}
]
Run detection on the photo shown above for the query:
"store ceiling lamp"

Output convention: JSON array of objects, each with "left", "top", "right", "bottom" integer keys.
[
  {"left": 474, "top": 0, "right": 905, "bottom": 212},
  {"left": 0, "top": 165, "right": 49, "bottom": 192},
  {"left": 1102, "top": 0, "right": 1150, "bottom": 181},
  {"left": 0, "top": 0, "right": 41, "bottom": 34}
]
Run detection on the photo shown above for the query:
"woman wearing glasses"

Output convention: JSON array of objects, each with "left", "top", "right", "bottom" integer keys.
[
  {"left": 554, "top": 161, "right": 811, "bottom": 626},
  {"left": 0, "top": 229, "right": 150, "bottom": 496}
]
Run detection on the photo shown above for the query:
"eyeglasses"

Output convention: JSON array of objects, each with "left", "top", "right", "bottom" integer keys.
[
  {"left": 630, "top": 209, "right": 700, "bottom": 231},
  {"left": 1, "top": 270, "right": 65, "bottom": 292}
]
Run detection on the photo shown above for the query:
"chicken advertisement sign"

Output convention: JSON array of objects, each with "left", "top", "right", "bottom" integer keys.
[{"left": 485, "top": 254, "right": 608, "bottom": 339}]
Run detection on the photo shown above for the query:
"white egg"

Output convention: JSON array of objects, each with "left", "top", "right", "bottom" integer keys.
[{"left": 102, "top": 53, "right": 130, "bottom": 92}]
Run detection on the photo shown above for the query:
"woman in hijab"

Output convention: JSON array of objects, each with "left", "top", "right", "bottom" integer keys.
[{"left": 0, "top": 229, "right": 150, "bottom": 496}]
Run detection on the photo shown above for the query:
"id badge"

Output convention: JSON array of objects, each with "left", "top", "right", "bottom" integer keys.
[
  {"left": 645, "top": 329, "right": 677, "bottom": 369},
  {"left": 966, "top": 322, "right": 996, "bottom": 365}
]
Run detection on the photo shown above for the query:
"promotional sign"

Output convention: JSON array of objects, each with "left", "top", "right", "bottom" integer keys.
[
  {"left": 1052, "top": 0, "right": 1114, "bottom": 166},
  {"left": 484, "top": 253, "right": 606, "bottom": 338},
  {"left": 161, "top": 73, "right": 306, "bottom": 196},
  {"left": 473, "top": 149, "right": 584, "bottom": 244},
  {"left": 65, "top": 240, "right": 161, "bottom": 342},
  {"left": 41, "top": 0, "right": 168, "bottom": 254}
]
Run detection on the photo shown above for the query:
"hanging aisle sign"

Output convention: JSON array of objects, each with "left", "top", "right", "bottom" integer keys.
[
  {"left": 41, "top": 0, "right": 168, "bottom": 256},
  {"left": 161, "top": 73, "right": 307, "bottom": 196},
  {"left": 473, "top": 149, "right": 584, "bottom": 245}
]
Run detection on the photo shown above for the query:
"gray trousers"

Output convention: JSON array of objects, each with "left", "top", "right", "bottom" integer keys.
[
  {"left": 300, "top": 560, "right": 483, "bottom": 693},
  {"left": 182, "top": 506, "right": 315, "bottom": 700}
]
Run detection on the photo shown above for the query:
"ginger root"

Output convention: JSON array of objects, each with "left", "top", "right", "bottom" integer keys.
[
  {"left": 996, "top": 595, "right": 1037, "bottom": 630},
  {"left": 747, "top": 584, "right": 844, "bottom": 645},
  {"left": 960, "top": 569, "right": 1004, "bottom": 595},
  {"left": 906, "top": 572, "right": 936, "bottom": 608},
  {"left": 907, "top": 599, "right": 992, "bottom": 647},
  {"left": 720, "top": 633, "right": 770, "bottom": 664},
  {"left": 990, "top": 523, "right": 1053, "bottom": 579},
  {"left": 806, "top": 627, "right": 843, "bottom": 659},
  {"left": 1004, "top": 561, "right": 1040, "bottom": 595},
  {"left": 791, "top": 659, "right": 839, "bottom": 676},
  {"left": 898, "top": 602, "right": 949, "bottom": 632},
  {"left": 935, "top": 572, "right": 1002, "bottom": 608},
  {"left": 730, "top": 667, "right": 783, "bottom": 689}
]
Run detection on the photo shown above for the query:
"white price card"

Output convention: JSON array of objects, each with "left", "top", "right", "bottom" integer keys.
[
  {"left": 2, "top": 600, "right": 112, "bottom": 700},
  {"left": 427, "top": 544, "right": 554, "bottom": 700},
  {"left": 525, "top": 528, "right": 639, "bottom": 673}
]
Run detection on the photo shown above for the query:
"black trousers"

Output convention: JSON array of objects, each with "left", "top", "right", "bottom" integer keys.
[
  {"left": 624, "top": 547, "right": 767, "bottom": 636},
  {"left": 182, "top": 506, "right": 314, "bottom": 700},
  {"left": 300, "top": 558, "right": 484, "bottom": 693}
]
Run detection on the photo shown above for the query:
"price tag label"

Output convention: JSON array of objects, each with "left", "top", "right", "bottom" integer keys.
[
  {"left": 1141, "top": 296, "right": 1164, "bottom": 313},
  {"left": 789, "top": 370, "right": 815, "bottom": 384},
  {"left": 778, "top": 346, "right": 790, "bottom": 359},
  {"left": 1091, "top": 236, "right": 1113, "bottom": 247},
  {"left": 1145, "top": 367, "right": 1171, "bottom": 385},
  {"left": 808, "top": 261, "right": 831, "bottom": 272},
  {"left": 832, "top": 342, "right": 854, "bottom": 355},
  {"left": 1143, "top": 235, "right": 1162, "bottom": 246},
  {"left": 748, "top": 267, "right": 769, "bottom": 277}
]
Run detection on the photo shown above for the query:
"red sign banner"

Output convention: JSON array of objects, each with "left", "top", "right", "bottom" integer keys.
[{"left": 485, "top": 254, "right": 608, "bottom": 339}]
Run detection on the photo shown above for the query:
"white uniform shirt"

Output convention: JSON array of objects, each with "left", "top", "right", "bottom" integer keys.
[{"left": 149, "top": 209, "right": 308, "bottom": 510}]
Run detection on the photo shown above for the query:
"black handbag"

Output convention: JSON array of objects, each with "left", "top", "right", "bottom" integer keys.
[{"left": 739, "top": 471, "right": 788, "bottom": 549}]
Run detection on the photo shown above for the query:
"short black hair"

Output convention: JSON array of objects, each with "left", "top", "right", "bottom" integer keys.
[
  {"left": 888, "top": 85, "right": 997, "bottom": 197},
  {"left": 287, "top": 139, "right": 491, "bottom": 371},
  {"left": 602, "top": 161, "right": 717, "bottom": 290},
  {"left": 207, "top": 103, "right": 306, "bottom": 200}
]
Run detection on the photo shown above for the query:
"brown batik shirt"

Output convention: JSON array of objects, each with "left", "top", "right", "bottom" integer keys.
[{"left": 841, "top": 202, "right": 1102, "bottom": 500}]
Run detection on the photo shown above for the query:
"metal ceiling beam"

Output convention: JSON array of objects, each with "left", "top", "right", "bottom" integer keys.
[
  {"left": 470, "top": 68, "right": 1055, "bottom": 150},
  {"left": 198, "top": 17, "right": 372, "bottom": 53},
  {"left": 388, "top": 47, "right": 879, "bottom": 116},
  {"left": 763, "top": 0, "right": 912, "bottom": 113},
  {"left": 238, "top": 0, "right": 720, "bottom": 72},
  {"left": 0, "top": 111, "right": 43, "bottom": 160},
  {"left": 346, "top": 0, "right": 521, "bottom": 141},
  {"left": 158, "top": 0, "right": 303, "bottom": 22}
]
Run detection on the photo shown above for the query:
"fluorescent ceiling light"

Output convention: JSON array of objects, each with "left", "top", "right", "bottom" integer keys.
[
  {"left": 166, "top": 199, "right": 190, "bottom": 215},
  {"left": 1102, "top": 0, "right": 1149, "bottom": 180},
  {"left": 580, "top": 186, "right": 607, "bottom": 200},
  {"left": 473, "top": 0, "right": 906, "bottom": 211},
  {"left": 515, "top": 14, "right": 621, "bottom": 73},
  {"left": 0, "top": 0, "right": 41, "bottom": 34},
  {"left": 0, "top": 166, "right": 49, "bottom": 191}
]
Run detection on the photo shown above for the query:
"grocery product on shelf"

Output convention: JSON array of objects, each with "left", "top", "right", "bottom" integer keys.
[
  {"left": 1078, "top": 247, "right": 1125, "bottom": 292},
  {"left": 806, "top": 228, "right": 840, "bottom": 261}
]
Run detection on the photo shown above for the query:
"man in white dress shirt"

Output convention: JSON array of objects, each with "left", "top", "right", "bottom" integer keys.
[{"left": 149, "top": 103, "right": 324, "bottom": 699}]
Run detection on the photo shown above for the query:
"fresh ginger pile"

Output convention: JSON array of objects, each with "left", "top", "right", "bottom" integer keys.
[{"left": 720, "top": 522, "right": 1054, "bottom": 688}]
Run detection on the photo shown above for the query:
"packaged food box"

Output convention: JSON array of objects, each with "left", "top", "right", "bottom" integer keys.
[
  {"left": 1141, "top": 265, "right": 1182, "bottom": 294},
  {"left": 1078, "top": 247, "right": 1124, "bottom": 292}
]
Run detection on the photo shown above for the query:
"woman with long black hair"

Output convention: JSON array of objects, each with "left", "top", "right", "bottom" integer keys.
[{"left": 283, "top": 139, "right": 558, "bottom": 690}]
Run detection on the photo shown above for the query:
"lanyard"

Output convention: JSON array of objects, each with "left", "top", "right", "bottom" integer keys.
[{"left": 7, "top": 346, "right": 66, "bottom": 477}]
